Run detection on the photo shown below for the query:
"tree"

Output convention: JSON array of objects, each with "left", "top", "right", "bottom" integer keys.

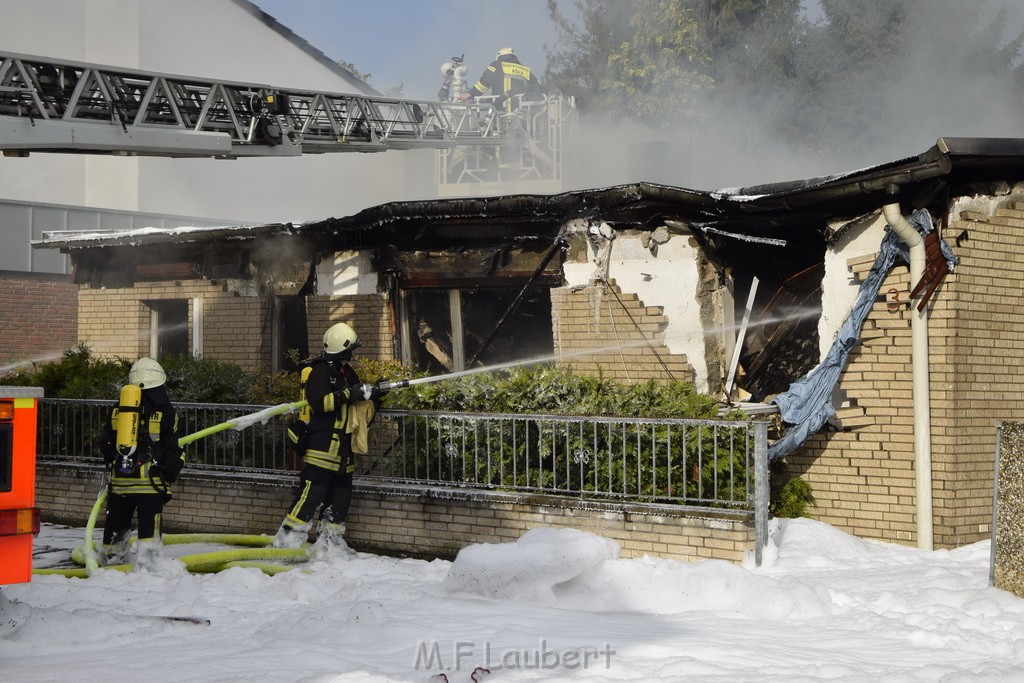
[{"left": 546, "top": 0, "right": 712, "bottom": 129}]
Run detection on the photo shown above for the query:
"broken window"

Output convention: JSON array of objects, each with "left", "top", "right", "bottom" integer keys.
[
  {"left": 147, "top": 299, "right": 188, "bottom": 360},
  {"left": 400, "top": 286, "right": 553, "bottom": 374}
]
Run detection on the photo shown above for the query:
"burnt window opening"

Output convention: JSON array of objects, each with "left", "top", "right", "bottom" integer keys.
[
  {"left": 147, "top": 299, "right": 189, "bottom": 360},
  {"left": 273, "top": 295, "right": 308, "bottom": 372},
  {"left": 737, "top": 264, "right": 824, "bottom": 402},
  {"left": 400, "top": 287, "right": 553, "bottom": 375},
  {"left": 717, "top": 226, "right": 827, "bottom": 403}
]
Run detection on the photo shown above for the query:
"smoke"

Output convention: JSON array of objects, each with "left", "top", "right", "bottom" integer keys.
[{"left": 556, "top": 0, "right": 1024, "bottom": 192}]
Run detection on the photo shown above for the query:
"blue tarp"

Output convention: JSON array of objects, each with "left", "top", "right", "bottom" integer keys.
[{"left": 768, "top": 210, "right": 953, "bottom": 460}]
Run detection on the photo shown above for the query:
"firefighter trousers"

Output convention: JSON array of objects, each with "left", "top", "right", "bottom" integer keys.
[
  {"left": 283, "top": 463, "right": 354, "bottom": 529},
  {"left": 103, "top": 491, "right": 164, "bottom": 543}
]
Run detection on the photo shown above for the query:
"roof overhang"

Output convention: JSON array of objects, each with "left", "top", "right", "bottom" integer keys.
[{"left": 34, "top": 137, "right": 1024, "bottom": 254}]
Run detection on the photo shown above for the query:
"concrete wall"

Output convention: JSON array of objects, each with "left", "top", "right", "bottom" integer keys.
[
  {"left": 0, "top": 0, "right": 422, "bottom": 253},
  {"left": 994, "top": 422, "right": 1024, "bottom": 599},
  {"left": 36, "top": 461, "right": 756, "bottom": 563},
  {"left": 0, "top": 270, "right": 77, "bottom": 368}
]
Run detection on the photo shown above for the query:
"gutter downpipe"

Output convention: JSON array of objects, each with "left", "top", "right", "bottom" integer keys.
[{"left": 881, "top": 185, "right": 932, "bottom": 550}]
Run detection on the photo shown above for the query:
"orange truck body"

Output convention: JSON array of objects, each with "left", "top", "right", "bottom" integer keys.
[{"left": 0, "top": 386, "right": 43, "bottom": 585}]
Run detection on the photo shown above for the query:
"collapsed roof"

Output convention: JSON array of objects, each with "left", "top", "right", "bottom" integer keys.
[{"left": 38, "top": 137, "right": 1024, "bottom": 259}]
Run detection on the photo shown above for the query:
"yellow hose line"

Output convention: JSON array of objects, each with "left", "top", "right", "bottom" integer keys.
[
  {"left": 81, "top": 486, "right": 108, "bottom": 575},
  {"left": 177, "top": 547, "right": 309, "bottom": 572},
  {"left": 42, "top": 545, "right": 308, "bottom": 578},
  {"left": 162, "top": 533, "right": 274, "bottom": 547}
]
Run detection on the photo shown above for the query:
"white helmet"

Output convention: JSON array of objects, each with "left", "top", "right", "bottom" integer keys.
[
  {"left": 323, "top": 323, "right": 360, "bottom": 356},
  {"left": 496, "top": 47, "right": 515, "bottom": 59},
  {"left": 129, "top": 357, "right": 166, "bottom": 389}
]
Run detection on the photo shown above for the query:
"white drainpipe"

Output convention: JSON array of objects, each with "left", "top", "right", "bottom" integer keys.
[{"left": 881, "top": 188, "right": 933, "bottom": 550}]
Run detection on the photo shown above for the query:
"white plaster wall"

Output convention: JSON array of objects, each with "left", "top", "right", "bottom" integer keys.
[
  {"left": 0, "top": 0, "right": 416, "bottom": 227},
  {"left": 819, "top": 214, "right": 887, "bottom": 360},
  {"left": 562, "top": 232, "right": 709, "bottom": 390},
  {"left": 948, "top": 183, "right": 1022, "bottom": 221},
  {"left": 316, "top": 250, "right": 377, "bottom": 296}
]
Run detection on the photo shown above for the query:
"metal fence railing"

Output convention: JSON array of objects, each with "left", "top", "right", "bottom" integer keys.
[
  {"left": 366, "top": 411, "right": 765, "bottom": 510},
  {"left": 37, "top": 398, "right": 294, "bottom": 472},
  {"left": 39, "top": 400, "right": 767, "bottom": 506},
  {"left": 38, "top": 399, "right": 770, "bottom": 563}
]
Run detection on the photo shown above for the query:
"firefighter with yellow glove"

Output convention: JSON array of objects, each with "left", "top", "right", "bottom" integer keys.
[
  {"left": 272, "top": 323, "right": 387, "bottom": 554},
  {"left": 96, "top": 358, "right": 184, "bottom": 568}
]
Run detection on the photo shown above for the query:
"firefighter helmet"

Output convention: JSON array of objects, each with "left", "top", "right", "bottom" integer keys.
[
  {"left": 128, "top": 357, "right": 166, "bottom": 389},
  {"left": 323, "top": 323, "right": 360, "bottom": 356},
  {"left": 496, "top": 47, "right": 515, "bottom": 58}
]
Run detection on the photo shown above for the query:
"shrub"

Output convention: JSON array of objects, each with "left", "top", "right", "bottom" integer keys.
[{"left": 771, "top": 477, "right": 815, "bottom": 518}]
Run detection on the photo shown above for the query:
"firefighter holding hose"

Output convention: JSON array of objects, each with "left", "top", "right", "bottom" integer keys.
[
  {"left": 96, "top": 358, "right": 184, "bottom": 568},
  {"left": 271, "top": 323, "right": 388, "bottom": 554}
]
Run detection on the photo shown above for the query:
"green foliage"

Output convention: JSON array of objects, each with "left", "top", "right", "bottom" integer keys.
[
  {"left": 380, "top": 365, "right": 750, "bottom": 506},
  {"left": 1, "top": 344, "right": 131, "bottom": 399},
  {"left": 546, "top": 0, "right": 1024, "bottom": 161},
  {"left": 2, "top": 346, "right": 301, "bottom": 405},
  {"left": 384, "top": 365, "right": 721, "bottom": 418},
  {"left": 771, "top": 476, "right": 814, "bottom": 518}
]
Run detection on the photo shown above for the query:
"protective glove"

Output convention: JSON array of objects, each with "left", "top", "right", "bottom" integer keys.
[{"left": 356, "top": 383, "right": 380, "bottom": 401}]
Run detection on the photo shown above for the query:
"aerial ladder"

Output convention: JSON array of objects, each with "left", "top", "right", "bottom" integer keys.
[{"left": 0, "top": 51, "right": 576, "bottom": 190}]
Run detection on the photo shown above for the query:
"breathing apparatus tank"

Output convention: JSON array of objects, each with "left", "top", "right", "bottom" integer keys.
[
  {"left": 297, "top": 366, "right": 312, "bottom": 423},
  {"left": 287, "top": 366, "right": 313, "bottom": 456},
  {"left": 115, "top": 383, "right": 142, "bottom": 473}
]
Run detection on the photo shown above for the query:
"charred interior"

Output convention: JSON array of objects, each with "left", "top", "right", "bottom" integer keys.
[{"left": 42, "top": 137, "right": 1024, "bottom": 393}]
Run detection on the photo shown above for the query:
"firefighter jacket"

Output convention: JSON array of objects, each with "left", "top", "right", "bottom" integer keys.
[
  {"left": 302, "top": 357, "right": 364, "bottom": 473},
  {"left": 469, "top": 54, "right": 545, "bottom": 112},
  {"left": 98, "top": 386, "right": 183, "bottom": 496}
]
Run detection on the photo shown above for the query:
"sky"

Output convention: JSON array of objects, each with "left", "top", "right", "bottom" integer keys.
[
  {"left": 3, "top": 518, "right": 1024, "bottom": 681},
  {"left": 249, "top": 0, "right": 1024, "bottom": 192},
  {"left": 251, "top": 0, "right": 570, "bottom": 101}
]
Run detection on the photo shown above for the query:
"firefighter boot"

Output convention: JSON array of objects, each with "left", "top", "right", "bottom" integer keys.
[
  {"left": 271, "top": 520, "right": 311, "bottom": 549},
  {"left": 102, "top": 531, "right": 130, "bottom": 567},
  {"left": 312, "top": 520, "right": 353, "bottom": 560}
]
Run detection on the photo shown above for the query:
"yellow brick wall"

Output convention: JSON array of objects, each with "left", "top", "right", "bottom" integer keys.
[
  {"left": 38, "top": 462, "right": 754, "bottom": 563},
  {"left": 790, "top": 261, "right": 919, "bottom": 545},
  {"left": 79, "top": 280, "right": 396, "bottom": 370},
  {"left": 551, "top": 279, "right": 694, "bottom": 384},
  {"left": 306, "top": 294, "right": 393, "bottom": 361},
  {"left": 791, "top": 195, "right": 1024, "bottom": 549}
]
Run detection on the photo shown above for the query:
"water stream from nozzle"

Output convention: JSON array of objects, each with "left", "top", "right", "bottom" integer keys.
[{"left": 382, "top": 306, "right": 821, "bottom": 391}]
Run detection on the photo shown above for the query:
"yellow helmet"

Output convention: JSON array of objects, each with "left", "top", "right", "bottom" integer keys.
[
  {"left": 323, "top": 322, "right": 360, "bottom": 355},
  {"left": 128, "top": 357, "right": 166, "bottom": 389},
  {"left": 496, "top": 47, "right": 515, "bottom": 58}
]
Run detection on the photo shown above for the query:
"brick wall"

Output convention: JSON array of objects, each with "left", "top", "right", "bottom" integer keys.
[
  {"left": 79, "top": 281, "right": 395, "bottom": 369},
  {"left": 994, "top": 422, "right": 1024, "bottom": 599},
  {"left": 550, "top": 279, "right": 694, "bottom": 384},
  {"left": 789, "top": 259, "right": 919, "bottom": 544},
  {"left": 0, "top": 270, "right": 77, "bottom": 365},
  {"left": 791, "top": 193, "right": 1024, "bottom": 549},
  {"left": 37, "top": 461, "right": 754, "bottom": 563},
  {"left": 306, "top": 294, "right": 393, "bottom": 361},
  {"left": 79, "top": 279, "right": 271, "bottom": 368}
]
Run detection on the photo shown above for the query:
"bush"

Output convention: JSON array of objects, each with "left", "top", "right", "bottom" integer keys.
[
  {"left": 771, "top": 477, "right": 815, "bottom": 518},
  {"left": 1, "top": 346, "right": 300, "bottom": 405}
]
